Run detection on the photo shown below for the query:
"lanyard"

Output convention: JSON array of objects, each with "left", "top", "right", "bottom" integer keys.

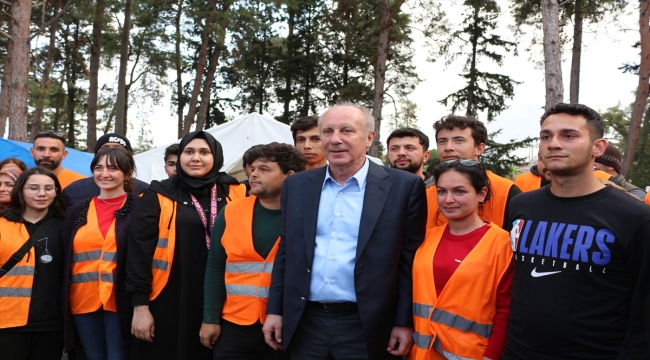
[{"left": 189, "top": 184, "right": 217, "bottom": 249}]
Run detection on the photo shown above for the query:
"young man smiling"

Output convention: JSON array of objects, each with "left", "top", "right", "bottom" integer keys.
[{"left": 504, "top": 103, "right": 650, "bottom": 360}]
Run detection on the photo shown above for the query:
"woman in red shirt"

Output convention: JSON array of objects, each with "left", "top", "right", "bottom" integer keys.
[{"left": 410, "top": 159, "right": 513, "bottom": 360}]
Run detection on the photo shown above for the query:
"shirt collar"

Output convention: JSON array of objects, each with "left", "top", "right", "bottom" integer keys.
[{"left": 323, "top": 156, "right": 370, "bottom": 191}]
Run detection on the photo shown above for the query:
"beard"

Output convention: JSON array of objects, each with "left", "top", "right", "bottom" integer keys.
[
  {"left": 249, "top": 184, "right": 281, "bottom": 199},
  {"left": 35, "top": 158, "right": 61, "bottom": 170},
  {"left": 545, "top": 147, "right": 593, "bottom": 177},
  {"left": 389, "top": 158, "right": 422, "bottom": 174}
]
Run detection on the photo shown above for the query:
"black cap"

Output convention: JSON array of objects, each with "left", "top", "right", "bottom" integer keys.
[{"left": 94, "top": 133, "right": 133, "bottom": 153}]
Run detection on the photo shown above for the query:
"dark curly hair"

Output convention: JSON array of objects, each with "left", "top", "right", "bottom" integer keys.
[
  {"left": 540, "top": 103, "right": 604, "bottom": 141},
  {"left": 247, "top": 142, "right": 307, "bottom": 174},
  {"left": 290, "top": 115, "right": 319, "bottom": 143},
  {"left": 433, "top": 115, "right": 488, "bottom": 146}
]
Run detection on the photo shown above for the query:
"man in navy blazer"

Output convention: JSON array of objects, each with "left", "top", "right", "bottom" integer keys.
[{"left": 263, "top": 103, "right": 427, "bottom": 359}]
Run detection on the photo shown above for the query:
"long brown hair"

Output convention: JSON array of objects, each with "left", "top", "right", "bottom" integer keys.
[{"left": 1, "top": 167, "right": 66, "bottom": 219}]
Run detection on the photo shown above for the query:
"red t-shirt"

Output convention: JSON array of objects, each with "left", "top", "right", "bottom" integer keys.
[
  {"left": 433, "top": 224, "right": 513, "bottom": 359},
  {"left": 93, "top": 194, "right": 126, "bottom": 238}
]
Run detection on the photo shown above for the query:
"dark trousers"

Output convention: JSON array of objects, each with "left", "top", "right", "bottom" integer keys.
[
  {"left": 290, "top": 303, "right": 369, "bottom": 360},
  {"left": 0, "top": 330, "right": 63, "bottom": 360},
  {"left": 214, "top": 319, "right": 288, "bottom": 360}
]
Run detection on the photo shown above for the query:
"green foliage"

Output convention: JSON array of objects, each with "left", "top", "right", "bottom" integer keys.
[
  {"left": 481, "top": 130, "right": 535, "bottom": 177},
  {"left": 424, "top": 149, "right": 441, "bottom": 173},
  {"left": 388, "top": 98, "right": 419, "bottom": 131}
]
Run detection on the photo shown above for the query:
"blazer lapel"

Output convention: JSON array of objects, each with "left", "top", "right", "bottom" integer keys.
[
  {"left": 356, "top": 162, "right": 391, "bottom": 261},
  {"left": 302, "top": 167, "right": 326, "bottom": 266}
]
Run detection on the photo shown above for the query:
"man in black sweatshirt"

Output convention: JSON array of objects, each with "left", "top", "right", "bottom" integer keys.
[{"left": 504, "top": 103, "right": 650, "bottom": 360}]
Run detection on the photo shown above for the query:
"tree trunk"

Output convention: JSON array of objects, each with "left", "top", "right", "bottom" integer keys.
[
  {"left": 466, "top": 2, "right": 480, "bottom": 117},
  {"left": 282, "top": 8, "right": 295, "bottom": 123},
  {"left": 622, "top": 0, "right": 650, "bottom": 177},
  {"left": 175, "top": 0, "right": 184, "bottom": 138},
  {"left": 114, "top": 0, "right": 133, "bottom": 135},
  {"left": 369, "top": 0, "right": 392, "bottom": 157},
  {"left": 569, "top": 0, "right": 582, "bottom": 104},
  {"left": 0, "top": 21, "right": 13, "bottom": 138},
  {"left": 65, "top": 23, "right": 79, "bottom": 148},
  {"left": 7, "top": 0, "right": 31, "bottom": 141},
  {"left": 87, "top": 0, "right": 104, "bottom": 150},
  {"left": 541, "top": 0, "right": 564, "bottom": 109},
  {"left": 195, "top": 43, "right": 224, "bottom": 131},
  {"left": 181, "top": 0, "right": 218, "bottom": 136},
  {"left": 31, "top": 4, "right": 59, "bottom": 142}
]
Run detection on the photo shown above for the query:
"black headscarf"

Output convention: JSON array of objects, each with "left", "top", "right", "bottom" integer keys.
[{"left": 176, "top": 131, "right": 225, "bottom": 192}]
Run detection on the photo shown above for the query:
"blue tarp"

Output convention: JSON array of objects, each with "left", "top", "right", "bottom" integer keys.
[{"left": 0, "top": 138, "right": 93, "bottom": 176}]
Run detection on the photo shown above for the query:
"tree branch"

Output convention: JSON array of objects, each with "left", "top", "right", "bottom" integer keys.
[
  {"left": 29, "top": 0, "right": 74, "bottom": 41},
  {"left": 0, "top": 28, "right": 12, "bottom": 40},
  {"left": 0, "top": 0, "right": 12, "bottom": 6}
]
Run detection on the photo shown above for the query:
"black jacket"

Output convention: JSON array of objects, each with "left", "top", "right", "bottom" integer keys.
[{"left": 60, "top": 194, "right": 140, "bottom": 352}]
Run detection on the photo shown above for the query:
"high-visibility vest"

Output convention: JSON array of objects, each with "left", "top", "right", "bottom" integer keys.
[
  {"left": 0, "top": 218, "right": 35, "bottom": 328},
  {"left": 594, "top": 170, "right": 612, "bottom": 181},
  {"left": 220, "top": 196, "right": 279, "bottom": 325},
  {"left": 514, "top": 172, "right": 541, "bottom": 193},
  {"left": 150, "top": 194, "right": 177, "bottom": 301},
  {"left": 426, "top": 171, "right": 514, "bottom": 229},
  {"left": 70, "top": 200, "right": 121, "bottom": 314},
  {"left": 409, "top": 223, "right": 512, "bottom": 360},
  {"left": 645, "top": 191, "right": 650, "bottom": 206},
  {"left": 228, "top": 184, "right": 247, "bottom": 203}
]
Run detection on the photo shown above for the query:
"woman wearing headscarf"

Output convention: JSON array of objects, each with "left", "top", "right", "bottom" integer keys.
[{"left": 126, "top": 131, "right": 246, "bottom": 359}]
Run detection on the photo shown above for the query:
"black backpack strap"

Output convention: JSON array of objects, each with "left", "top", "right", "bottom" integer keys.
[{"left": 0, "top": 217, "right": 57, "bottom": 279}]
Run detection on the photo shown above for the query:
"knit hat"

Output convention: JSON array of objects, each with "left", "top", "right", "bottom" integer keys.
[
  {"left": 94, "top": 133, "right": 133, "bottom": 153},
  {"left": 0, "top": 168, "right": 22, "bottom": 182},
  {"left": 595, "top": 144, "right": 622, "bottom": 173}
]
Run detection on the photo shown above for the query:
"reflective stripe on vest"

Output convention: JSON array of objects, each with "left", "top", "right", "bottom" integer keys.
[
  {"left": 426, "top": 171, "right": 514, "bottom": 229},
  {"left": 0, "top": 219, "right": 35, "bottom": 328},
  {"left": 69, "top": 200, "right": 121, "bottom": 314},
  {"left": 221, "top": 196, "right": 279, "bottom": 326},
  {"left": 149, "top": 195, "right": 177, "bottom": 301},
  {"left": 408, "top": 223, "right": 512, "bottom": 360}
]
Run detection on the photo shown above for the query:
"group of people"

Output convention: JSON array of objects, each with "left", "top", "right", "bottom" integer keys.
[{"left": 0, "top": 101, "right": 648, "bottom": 360}]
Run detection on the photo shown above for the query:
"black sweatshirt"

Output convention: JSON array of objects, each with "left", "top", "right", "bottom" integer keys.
[{"left": 507, "top": 186, "right": 650, "bottom": 360}]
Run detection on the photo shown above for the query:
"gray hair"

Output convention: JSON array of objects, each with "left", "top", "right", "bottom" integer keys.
[{"left": 318, "top": 102, "right": 375, "bottom": 136}]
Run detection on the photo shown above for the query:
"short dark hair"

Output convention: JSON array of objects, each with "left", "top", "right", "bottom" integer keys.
[
  {"left": 242, "top": 144, "right": 264, "bottom": 168},
  {"left": 247, "top": 142, "right": 307, "bottom": 174},
  {"left": 540, "top": 103, "right": 604, "bottom": 140},
  {"left": 91, "top": 147, "right": 136, "bottom": 193},
  {"left": 164, "top": 144, "right": 179, "bottom": 162},
  {"left": 434, "top": 115, "right": 488, "bottom": 146},
  {"left": 431, "top": 159, "right": 492, "bottom": 225},
  {"left": 290, "top": 115, "right": 319, "bottom": 143},
  {"left": 0, "top": 157, "right": 27, "bottom": 171},
  {"left": 386, "top": 128, "right": 430, "bottom": 150},
  {"left": 33, "top": 130, "right": 66, "bottom": 147},
  {"left": 1, "top": 167, "right": 66, "bottom": 219}
]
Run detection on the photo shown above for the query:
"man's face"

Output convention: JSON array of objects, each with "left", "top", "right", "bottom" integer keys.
[
  {"left": 539, "top": 113, "right": 605, "bottom": 176},
  {"left": 248, "top": 158, "right": 292, "bottom": 199},
  {"left": 294, "top": 127, "right": 326, "bottom": 167},
  {"left": 387, "top": 136, "right": 430, "bottom": 174},
  {"left": 31, "top": 137, "right": 67, "bottom": 170},
  {"left": 435, "top": 127, "right": 484, "bottom": 161},
  {"left": 320, "top": 106, "right": 374, "bottom": 169},
  {"left": 164, "top": 155, "right": 178, "bottom": 178}
]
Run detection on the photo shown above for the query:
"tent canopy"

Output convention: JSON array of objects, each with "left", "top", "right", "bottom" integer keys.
[
  {"left": 134, "top": 113, "right": 294, "bottom": 183},
  {"left": 0, "top": 138, "right": 94, "bottom": 176}
]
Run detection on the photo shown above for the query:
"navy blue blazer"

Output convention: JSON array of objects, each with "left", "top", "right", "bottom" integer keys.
[{"left": 267, "top": 161, "right": 427, "bottom": 359}]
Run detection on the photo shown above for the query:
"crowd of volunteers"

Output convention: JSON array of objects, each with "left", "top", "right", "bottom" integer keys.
[{"left": 0, "top": 102, "right": 648, "bottom": 360}]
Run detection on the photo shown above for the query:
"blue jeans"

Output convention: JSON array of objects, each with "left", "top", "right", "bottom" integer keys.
[{"left": 73, "top": 309, "right": 128, "bottom": 360}]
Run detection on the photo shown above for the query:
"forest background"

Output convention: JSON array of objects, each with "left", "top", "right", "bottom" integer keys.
[{"left": 1, "top": 0, "right": 650, "bottom": 184}]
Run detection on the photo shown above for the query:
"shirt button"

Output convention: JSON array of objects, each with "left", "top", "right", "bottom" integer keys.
[
  {"left": 331, "top": 232, "right": 337, "bottom": 239},
  {"left": 325, "top": 279, "right": 331, "bottom": 284},
  {"left": 328, "top": 256, "right": 334, "bottom": 260},
  {"left": 338, "top": 192, "right": 342, "bottom": 195},
  {"left": 335, "top": 212, "right": 341, "bottom": 217}
]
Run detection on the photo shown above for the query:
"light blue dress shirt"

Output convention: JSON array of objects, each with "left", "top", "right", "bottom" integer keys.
[{"left": 308, "top": 158, "right": 369, "bottom": 303}]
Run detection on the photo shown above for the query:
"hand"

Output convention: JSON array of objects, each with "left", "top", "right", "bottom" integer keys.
[
  {"left": 199, "top": 323, "right": 221, "bottom": 349},
  {"left": 131, "top": 305, "right": 155, "bottom": 342},
  {"left": 262, "top": 314, "right": 283, "bottom": 350},
  {"left": 387, "top": 326, "right": 413, "bottom": 356}
]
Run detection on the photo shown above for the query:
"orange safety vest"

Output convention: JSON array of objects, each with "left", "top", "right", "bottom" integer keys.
[
  {"left": 645, "top": 191, "right": 650, "bottom": 206},
  {"left": 220, "top": 196, "right": 279, "bottom": 325},
  {"left": 594, "top": 170, "right": 612, "bottom": 181},
  {"left": 409, "top": 223, "right": 512, "bottom": 360},
  {"left": 228, "top": 184, "right": 247, "bottom": 203},
  {"left": 69, "top": 200, "right": 120, "bottom": 314},
  {"left": 426, "top": 171, "right": 514, "bottom": 229},
  {"left": 0, "top": 218, "right": 35, "bottom": 328},
  {"left": 514, "top": 172, "right": 541, "bottom": 193}
]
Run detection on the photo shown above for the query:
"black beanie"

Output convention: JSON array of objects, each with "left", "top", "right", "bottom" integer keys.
[
  {"left": 95, "top": 133, "right": 133, "bottom": 154},
  {"left": 595, "top": 144, "right": 622, "bottom": 173}
]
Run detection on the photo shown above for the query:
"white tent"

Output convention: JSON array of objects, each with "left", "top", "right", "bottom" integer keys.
[{"left": 134, "top": 113, "right": 294, "bottom": 183}]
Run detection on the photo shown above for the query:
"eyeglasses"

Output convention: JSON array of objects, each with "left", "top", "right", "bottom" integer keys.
[
  {"left": 23, "top": 185, "right": 57, "bottom": 195},
  {"left": 36, "top": 131, "right": 66, "bottom": 142},
  {"left": 439, "top": 158, "right": 481, "bottom": 168}
]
